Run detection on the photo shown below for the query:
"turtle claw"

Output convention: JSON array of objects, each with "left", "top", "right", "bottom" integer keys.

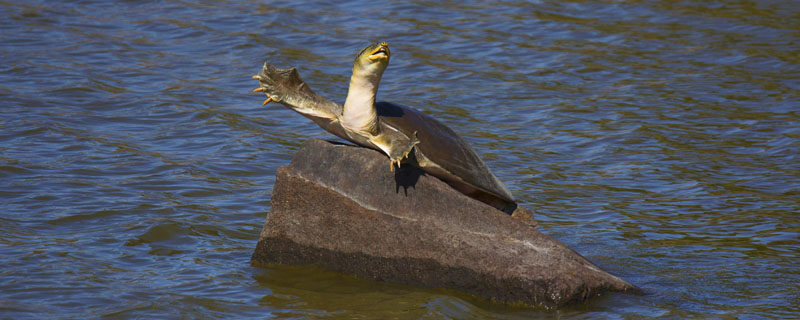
[
  {"left": 388, "top": 131, "right": 419, "bottom": 172},
  {"left": 252, "top": 76, "right": 272, "bottom": 106},
  {"left": 252, "top": 75, "right": 267, "bottom": 106},
  {"left": 389, "top": 159, "right": 405, "bottom": 172},
  {"left": 389, "top": 158, "right": 405, "bottom": 172}
]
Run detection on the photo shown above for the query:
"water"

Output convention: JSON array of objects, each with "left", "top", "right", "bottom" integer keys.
[{"left": 1, "top": 0, "right": 798, "bottom": 318}]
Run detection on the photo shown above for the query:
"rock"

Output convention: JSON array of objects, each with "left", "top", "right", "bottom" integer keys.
[{"left": 251, "top": 139, "right": 638, "bottom": 308}]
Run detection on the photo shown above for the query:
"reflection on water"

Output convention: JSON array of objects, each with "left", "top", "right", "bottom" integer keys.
[{"left": 1, "top": 0, "right": 798, "bottom": 318}]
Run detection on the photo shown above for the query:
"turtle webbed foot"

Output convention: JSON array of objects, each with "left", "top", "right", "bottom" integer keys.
[
  {"left": 389, "top": 131, "right": 420, "bottom": 172},
  {"left": 251, "top": 62, "right": 307, "bottom": 107},
  {"left": 251, "top": 63, "right": 281, "bottom": 106}
]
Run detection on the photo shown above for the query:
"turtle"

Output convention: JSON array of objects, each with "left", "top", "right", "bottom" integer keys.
[{"left": 252, "top": 42, "right": 517, "bottom": 213}]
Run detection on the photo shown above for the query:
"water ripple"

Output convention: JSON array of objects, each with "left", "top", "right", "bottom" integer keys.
[{"left": 1, "top": 0, "right": 798, "bottom": 318}]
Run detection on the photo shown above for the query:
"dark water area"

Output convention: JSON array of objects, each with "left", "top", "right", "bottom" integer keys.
[{"left": 1, "top": 0, "right": 798, "bottom": 318}]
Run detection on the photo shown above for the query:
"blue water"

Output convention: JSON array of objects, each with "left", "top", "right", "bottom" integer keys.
[{"left": 1, "top": 0, "right": 798, "bottom": 318}]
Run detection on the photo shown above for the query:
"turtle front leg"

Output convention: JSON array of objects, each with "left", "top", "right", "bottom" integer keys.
[{"left": 388, "top": 131, "right": 420, "bottom": 172}]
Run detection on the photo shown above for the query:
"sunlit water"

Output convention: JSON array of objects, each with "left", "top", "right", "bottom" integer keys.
[{"left": 1, "top": 0, "right": 798, "bottom": 318}]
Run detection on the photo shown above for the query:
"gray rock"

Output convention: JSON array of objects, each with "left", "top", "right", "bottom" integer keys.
[{"left": 252, "top": 139, "right": 638, "bottom": 308}]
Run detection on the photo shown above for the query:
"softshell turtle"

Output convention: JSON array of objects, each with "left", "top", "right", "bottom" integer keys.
[{"left": 252, "top": 42, "right": 516, "bottom": 213}]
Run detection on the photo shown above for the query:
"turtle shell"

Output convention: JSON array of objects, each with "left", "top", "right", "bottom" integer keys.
[{"left": 375, "top": 102, "right": 515, "bottom": 209}]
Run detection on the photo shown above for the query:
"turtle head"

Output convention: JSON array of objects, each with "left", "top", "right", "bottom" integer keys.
[
  {"left": 342, "top": 42, "right": 390, "bottom": 135},
  {"left": 353, "top": 41, "right": 390, "bottom": 78}
]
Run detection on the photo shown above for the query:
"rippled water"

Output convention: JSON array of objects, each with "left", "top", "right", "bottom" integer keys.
[{"left": 1, "top": 0, "right": 798, "bottom": 318}]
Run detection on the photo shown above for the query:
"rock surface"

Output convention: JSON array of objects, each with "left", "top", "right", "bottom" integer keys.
[{"left": 252, "top": 139, "right": 638, "bottom": 308}]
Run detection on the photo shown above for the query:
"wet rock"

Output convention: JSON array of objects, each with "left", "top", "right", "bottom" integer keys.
[{"left": 251, "top": 139, "right": 638, "bottom": 308}]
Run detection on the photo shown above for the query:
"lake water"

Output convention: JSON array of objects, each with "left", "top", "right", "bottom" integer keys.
[{"left": 1, "top": 0, "right": 798, "bottom": 318}]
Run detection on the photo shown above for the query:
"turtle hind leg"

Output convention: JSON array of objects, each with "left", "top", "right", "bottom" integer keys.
[{"left": 388, "top": 131, "right": 420, "bottom": 172}]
